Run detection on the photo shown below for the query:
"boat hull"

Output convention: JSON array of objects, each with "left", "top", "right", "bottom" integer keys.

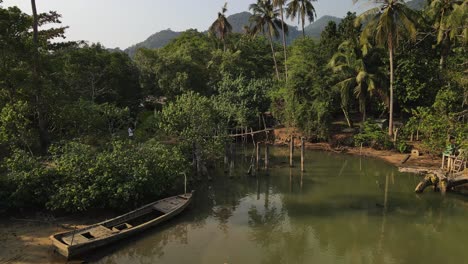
[{"left": 50, "top": 192, "right": 193, "bottom": 259}]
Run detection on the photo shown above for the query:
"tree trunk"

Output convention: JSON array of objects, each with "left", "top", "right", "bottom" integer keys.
[
  {"left": 439, "top": 38, "right": 451, "bottom": 70},
  {"left": 341, "top": 106, "right": 353, "bottom": 128},
  {"left": 362, "top": 101, "right": 367, "bottom": 124},
  {"left": 222, "top": 37, "right": 226, "bottom": 52},
  {"left": 267, "top": 30, "right": 280, "bottom": 81},
  {"left": 31, "top": 0, "right": 50, "bottom": 153},
  {"left": 388, "top": 34, "right": 394, "bottom": 137},
  {"left": 279, "top": 7, "right": 288, "bottom": 79},
  {"left": 302, "top": 18, "right": 306, "bottom": 38}
]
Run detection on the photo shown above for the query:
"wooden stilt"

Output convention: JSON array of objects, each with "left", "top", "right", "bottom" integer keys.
[
  {"left": 224, "top": 141, "right": 229, "bottom": 173},
  {"left": 256, "top": 178, "right": 260, "bottom": 200},
  {"left": 256, "top": 142, "right": 260, "bottom": 171},
  {"left": 229, "top": 143, "right": 234, "bottom": 178},
  {"left": 229, "top": 160, "right": 234, "bottom": 178},
  {"left": 289, "top": 168, "right": 292, "bottom": 192},
  {"left": 300, "top": 171, "right": 304, "bottom": 192},
  {"left": 289, "top": 135, "right": 294, "bottom": 167},
  {"left": 301, "top": 137, "right": 305, "bottom": 172},
  {"left": 264, "top": 143, "right": 269, "bottom": 174}
]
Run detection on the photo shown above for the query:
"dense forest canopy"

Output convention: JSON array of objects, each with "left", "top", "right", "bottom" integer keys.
[{"left": 0, "top": 0, "right": 466, "bottom": 212}]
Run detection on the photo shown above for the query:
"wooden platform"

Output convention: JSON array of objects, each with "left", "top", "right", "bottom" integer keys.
[
  {"left": 62, "top": 225, "right": 113, "bottom": 245},
  {"left": 153, "top": 197, "right": 186, "bottom": 213}
]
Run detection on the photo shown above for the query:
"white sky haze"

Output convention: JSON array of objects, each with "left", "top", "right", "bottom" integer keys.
[{"left": 2, "top": 0, "right": 365, "bottom": 48}]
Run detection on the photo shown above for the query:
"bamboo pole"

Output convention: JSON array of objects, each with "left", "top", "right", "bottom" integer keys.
[
  {"left": 229, "top": 143, "right": 234, "bottom": 178},
  {"left": 256, "top": 142, "right": 260, "bottom": 171},
  {"left": 301, "top": 137, "right": 305, "bottom": 172},
  {"left": 224, "top": 142, "right": 229, "bottom": 173},
  {"left": 227, "top": 128, "right": 274, "bottom": 138},
  {"left": 264, "top": 143, "right": 269, "bottom": 174},
  {"left": 289, "top": 135, "right": 294, "bottom": 167}
]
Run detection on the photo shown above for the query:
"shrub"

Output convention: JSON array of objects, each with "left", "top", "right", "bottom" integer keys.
[
  {"left": 3, "top": 149, "right": 57, "bottom": 209},
  {"left": 406, "top": 107, "right": 467, "bottom": 154},
  {"left": 47, "top": 140, "right": 187, "bottom": 212},
  {"left": 396, "top": 141, "right": 410, "bottom": 154},
  {"left": 354, "top": 121, "right": 393, "bottom": 150}
]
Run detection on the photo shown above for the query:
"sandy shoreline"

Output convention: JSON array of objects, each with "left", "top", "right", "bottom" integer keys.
[
  {"left": 0, "top": 215, "right": 111, "bottom": 264},
  {"left": 0, "top": 141, "right": 442, "bottom": 264}
]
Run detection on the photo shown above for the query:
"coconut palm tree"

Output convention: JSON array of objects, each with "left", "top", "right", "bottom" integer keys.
[
  {"left": 355, "top": 0, "right": 418, "bottom": 136},
  {"left": 329, "top": 41, "right": 387, "bottom": 126},
  {"left": 273, "top": 0, "right": 289, "bottom": 79},
  {"left": 30, "top": 0, "right": 51, "bottom": 152},
  {"left": 426, "top": 0, "right": 467, "bottom": 68},
  {"left": 249, "top": 0, "right": 288, "bottom": 80},
  {"left": 209, "top": 3, "right": 233, "bottom": 52},
  {"left": 286, "top": 0, "right": 317, "bottom": 38}
]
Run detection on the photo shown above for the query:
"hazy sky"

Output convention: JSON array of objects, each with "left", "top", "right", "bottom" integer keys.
[{"left": 2, "top": 0, "right": 365, "bottom": 49}]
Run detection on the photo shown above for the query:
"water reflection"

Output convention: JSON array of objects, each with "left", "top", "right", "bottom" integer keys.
[{"left": 89, "top": 148, "right": 468, "bottom": 264}]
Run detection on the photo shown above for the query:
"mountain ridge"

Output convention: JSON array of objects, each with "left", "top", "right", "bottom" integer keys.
[
  {"left": 123, "top": 12, "right": 341, "bottom": 57},
  {"left": 123, "top": 0, "right": 427, "bottom": 57}
]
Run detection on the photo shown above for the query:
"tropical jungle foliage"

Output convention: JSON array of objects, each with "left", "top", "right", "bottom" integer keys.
[{"left": 0, "top": 0, "right": 466, "bottom": 212}]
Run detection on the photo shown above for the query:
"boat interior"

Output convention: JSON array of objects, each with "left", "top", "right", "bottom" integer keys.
[{"left": 60, "top": 195, "right": 189, "bottom": 246}]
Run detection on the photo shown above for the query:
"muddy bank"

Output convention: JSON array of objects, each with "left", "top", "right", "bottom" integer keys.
[
  {"left": 272, "top": 127, "right": 441, "bottom": 170},
  {"left": 0, "top": 214, "right": 110, "bottom": 264}
]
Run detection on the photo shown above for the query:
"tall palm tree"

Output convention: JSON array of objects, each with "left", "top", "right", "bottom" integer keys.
[
  {"left": 427, "top": 0, "right": 467, "bottom": 68},
  {"left": 209, "top": 3, "right": 233, "bottom": 52},
  {"left": 273, "top": 0, "right": 289, "bottom": 79},
  {"left": 355, "top": 0, "right": 418, "bottom": 136},
  {"left": 30, "top": 0, "right": 50, "bottom": 152},
  {"left": 329, "top": 41, "right": 387, "bottom": 126},
  {"left": 286, "top": 0, "right": 317, "bottom": 38},
  {"left": 249, "top": 0, "right": 288, "bottom": 80}
]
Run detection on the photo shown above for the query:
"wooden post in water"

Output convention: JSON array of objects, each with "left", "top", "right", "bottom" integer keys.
[
  {"left": 229, "top": 143, "right": 235, "bottom": 178},
  {"left": 264, "top": 143, "right": 269, "bottom": 174},
  {"left": 300, "top": 171, "right": 304, "bottom": 192},
  {"left": 224, "top": 141, "right": 229, "bottom": 173},
  {"left": 301, "top": 137, "right": 305, "bottom": 172},
  {"left": 289, "top": 135, "right": 294, "bottom": 167},
  {"left": 256, "top": 142, "right": 260, "bottom": 171},
  {"left": 289, "top": 168, "right": 292, "bottom": 192}
]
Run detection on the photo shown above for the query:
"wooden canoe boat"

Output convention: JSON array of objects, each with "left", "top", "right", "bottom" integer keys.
[{"left": 50, "top": 192, "right": 193, "bottom": 259}]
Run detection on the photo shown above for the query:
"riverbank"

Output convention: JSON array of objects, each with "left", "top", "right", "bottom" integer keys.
[
  {"left": 272, "top": 127, "right": 441, "bottom": 171},
  {"left": 0, "top": 214, "right": 111, "bottom": 264},
  {"left": 0, "top": 135, "right": 450, "bottom": 264}
]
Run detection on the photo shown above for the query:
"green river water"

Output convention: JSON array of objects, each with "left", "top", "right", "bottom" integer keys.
[{"left": 89, "top": 147, "right": 468, "bottom": 264}]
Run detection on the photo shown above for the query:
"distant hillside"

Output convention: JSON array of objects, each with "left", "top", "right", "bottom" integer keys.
[
  {"left": 304, "top": 15, "right": 343, "bottom": 39},
  {"left": 124, "top": 13, "right": 344, "bottom": 57},
  {"left": 124, "top": 29, "right": 181, "bottom": 58},
  {"left": 226, "top": 11, "right": 252, "bottom": 33},
  {"left": 406, "top": 0, "right": 426, "bottom": 10}
]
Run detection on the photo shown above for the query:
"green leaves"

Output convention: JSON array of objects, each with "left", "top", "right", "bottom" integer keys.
[
  {"left": 213, "top": 75, "right": 273, "bottom": 127},
  {"left": 37, "top": 140, "right": 187, "bottom": 212},
  {"left": 354, "top": 121, "right": 393, "bottom": 150},
  {"left": 0, "top": 101, "right": 35, "bottom": 150}
]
